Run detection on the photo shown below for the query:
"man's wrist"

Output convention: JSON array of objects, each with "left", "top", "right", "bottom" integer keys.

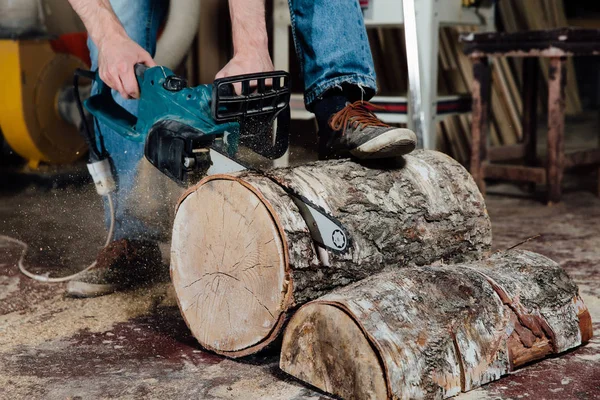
[
  {"left": 233, "top": 34, "right": 269, "bottom": 58},
  {"left": 233, "top": 47, "right": 270, "bottom": 60},
  {"left": 229, "top": 50, "right": 273, "bottom": 72},
  {"left": 95, "top": 28, "right": 127, "bottom": 50},
  {"left": 72, "top": 0, "right": 127, "bottom": 49}
]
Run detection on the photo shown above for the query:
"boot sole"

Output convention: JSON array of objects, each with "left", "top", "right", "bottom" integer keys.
[
  {"left": 350, "top": 128, "right": 417, "bottom": 160},
  {"left": 66, "top": 281, "right": 117, "bottom": 298}
]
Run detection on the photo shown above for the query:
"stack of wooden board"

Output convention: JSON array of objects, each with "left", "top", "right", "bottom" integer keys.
[{"left": 367, "top": 28, "right": 408, "bottom": 96}]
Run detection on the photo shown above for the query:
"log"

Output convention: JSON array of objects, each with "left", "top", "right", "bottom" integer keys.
[
  {"left": 170, "top": 150, "right": 492, "bottom": 357},
  {"left": 280, "top": 250, "right": 593, "bottom": 400}
]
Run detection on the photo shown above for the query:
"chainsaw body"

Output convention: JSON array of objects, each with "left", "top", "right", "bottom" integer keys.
[
  {"left": 84, "top": 65, "right": 290, "bottom": 184},
  {"left": 79, "top": 65, "right": 350, "bottom": 254}
]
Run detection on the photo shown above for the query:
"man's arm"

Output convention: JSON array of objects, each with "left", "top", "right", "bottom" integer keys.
[
  {"left": 216, "top": 0, "right": 274, "bottom": 81},
  {"left": 68, "top": 0, "right": 155, "bottom": 99}
]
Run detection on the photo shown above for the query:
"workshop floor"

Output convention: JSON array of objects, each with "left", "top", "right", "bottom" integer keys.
[{"left": 1, "top": 163, "right": 600, "bottom": 399}]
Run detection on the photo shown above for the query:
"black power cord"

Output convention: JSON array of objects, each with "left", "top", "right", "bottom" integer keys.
[{"left": 73, "top": 69, "right": 103, "bottom": 163}]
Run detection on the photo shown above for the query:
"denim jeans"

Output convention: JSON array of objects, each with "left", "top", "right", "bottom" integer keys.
[
  {"left": 89, "top": 0, "right": 376, "bottom": 240},
  {"left": 288, "top": 0, "right": 377, "bottom": 108},
  {"left": 88, "top": 0, "right": 167, "bottom": 241}
]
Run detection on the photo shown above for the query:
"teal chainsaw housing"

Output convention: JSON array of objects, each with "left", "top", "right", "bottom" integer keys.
[
  {"left": 83, "top": 65, "right": 291, "bottom": 185},
  {"left": 85, "top": 66, "right": 238, "bottom": 145}
]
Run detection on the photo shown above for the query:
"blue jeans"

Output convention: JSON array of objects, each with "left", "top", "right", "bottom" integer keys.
[
  {"left": 288, "top": 0, "right": 377, "bottom": 108},
  {"left": 90, "top": 0, "right": 375, "bottom": 240},
  {"left": 88, "top": 0, "right": 167, "bottom": 241}
]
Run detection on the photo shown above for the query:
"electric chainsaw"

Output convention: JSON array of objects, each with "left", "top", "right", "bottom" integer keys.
[{"left": 75, "top": 64, "right": 349, "bottom": 254}]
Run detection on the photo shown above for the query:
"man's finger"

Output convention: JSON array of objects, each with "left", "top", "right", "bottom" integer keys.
[
  {"left": 144, "top": 58, "right": 157, "bottom": 68},
  {"left": 103, "top": 65, "right": 129, "bottom": 99},
  {"left": 120, "top": 69, "right": 140, "bottom": 99},
  {"left": 99, "top": 67, "right": 115, "bottom": 89},
  {"left": 215, "top": 65, "right": 241, "bottom": 94},
  {"left": 101, "top": 75, "right": 127, "bottom": 98},
  {"left": 233, "top": 82, "right": 242, "bottom": 95},
  {"left": 139, "top": 51, "right": 157, "bottom": 68},
  {"left": 109, "top": 73, "right": 129, "bottom": 99}
]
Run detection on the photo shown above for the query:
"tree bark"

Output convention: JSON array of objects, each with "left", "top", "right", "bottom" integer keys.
[
  {"left": 280, "top": 250, "right": 593, "bottom": 400},
  {"left": 170, "top": 150, "right": 492, "bottom": 357}
]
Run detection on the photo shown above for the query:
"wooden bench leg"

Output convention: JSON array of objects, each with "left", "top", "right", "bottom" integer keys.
[
  {"left": 547, "top": 57, "right": 566, "bottom": 204},
  {"left": 522, "top": 58, "right": 539, "bottom": 192},
  {"left": 470, "top": 56, "right": 491, "bottom": 194}
]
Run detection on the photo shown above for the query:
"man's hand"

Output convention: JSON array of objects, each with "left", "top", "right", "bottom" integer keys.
[
  {"left": 68, "top": 0, "right": 155, "bottom": 99},
  {"left": 216, "top": 52, "right": 274, "bottom": 80},
  {"left": 217, "top": 0, "right": 273, "bottom": 92},
  {"left": 97, "top": 33, "right": 156, "bottom": 99},
  {"left": 216, "top": 51, "right": 274, "bottom": 94}
]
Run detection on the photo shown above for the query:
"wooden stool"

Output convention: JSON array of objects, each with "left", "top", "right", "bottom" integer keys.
[{"left": 461, "top": 28, "right": 600, "bottom": 203}]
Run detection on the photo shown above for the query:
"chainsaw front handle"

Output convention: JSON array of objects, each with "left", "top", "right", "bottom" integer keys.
[{"left": 212, "top": 71, "right": 291, "bottom": 159}]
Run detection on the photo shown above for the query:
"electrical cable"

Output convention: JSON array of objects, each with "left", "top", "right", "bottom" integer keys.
[
  {"left": 74, "top": 69, "right": 103, "bottom": 162},
  {"left": 0, "top": 193, "right": 115, "bottom": 283},
  {"left": 2, "top": 69, "right": 117, "bottom": 283}
]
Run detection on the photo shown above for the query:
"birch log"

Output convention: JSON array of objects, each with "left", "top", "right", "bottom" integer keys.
[
  {"left": 170, "top": 150, "right": 492, "bottom": 357},
  {"left": 280, "top": 250, "right": 593, "bottom": 400}
]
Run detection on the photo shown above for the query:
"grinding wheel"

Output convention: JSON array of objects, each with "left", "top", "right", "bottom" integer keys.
[{"left": 0, "top": 39, "right": 87, "bottom": 166}]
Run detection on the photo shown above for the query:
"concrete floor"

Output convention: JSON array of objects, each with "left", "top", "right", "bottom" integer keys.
[{"left": 1, "top": 163, "right": 599, "bottom": 399}]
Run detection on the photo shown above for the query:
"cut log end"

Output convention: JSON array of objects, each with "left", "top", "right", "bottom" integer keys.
[
  {"left": 280, "top": 302, "right": 388, "bottom": 400},
  {"left": 171, "top": 177, "right": 288, "bottom": 355}
]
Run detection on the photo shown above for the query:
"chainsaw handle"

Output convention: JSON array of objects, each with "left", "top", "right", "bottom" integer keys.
[
  {"left": 96, "top": 63, "right": 147, "bottom": 96},
  {"left": 83, "top": 64, "right": 148, "bottom": 142},
  {"left": 212, "top": 71, "right": 291, "bottom": 159},
  {"left": 134, "top": 63, "right": 149, "bottom": 80}
]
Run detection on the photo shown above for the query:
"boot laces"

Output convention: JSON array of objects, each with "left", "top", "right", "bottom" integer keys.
[{"left": 328, "top": 101, "right": 390, "bottom": 133}]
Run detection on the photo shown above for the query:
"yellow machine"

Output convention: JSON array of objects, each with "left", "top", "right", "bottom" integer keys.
[{"left": 0, "top": 39, "right": 87, "bottom": 168}]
